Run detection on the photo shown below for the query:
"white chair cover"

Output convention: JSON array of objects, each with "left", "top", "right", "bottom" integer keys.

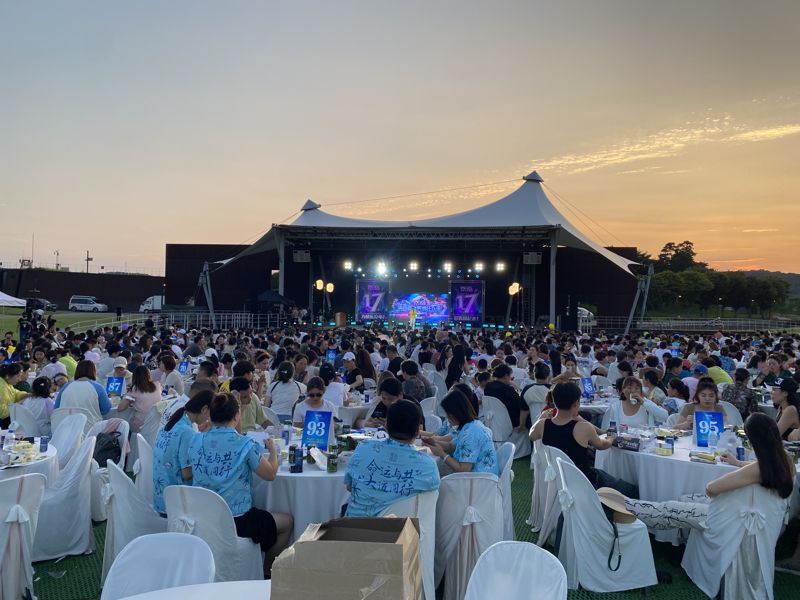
[
  {"left": 88, "top": 419, "right": 131, "bottom": 522},
  {"left": 665, "top": 413, "right": 681, "bottom": 428},
  {"left": 522, "top": 385, "right": 548, "bottom": 422},
  {"left": 464, "top": 541, "right": 567, "bottom": 600},
  {"left": 363, "top": 377, "right": 377, "bottom": 390},
  {"left": 380, "top": 490, "right": 439, "bottom": 600},
  {"left": 592, "top": 375, "right": 612, "bottom": 389},
  {"left": 537, "top": 445, "right": 573, "bottom": 548},
  {"left": 480, "top": 396, "right": 513, "bottom": 445},
  {"left": 508, "top": 429, "right": 531, "bottom": 460},
  {"left": 422, "top": 363, "right": 436, "bottom": 373},
  {"left": 682, "top": 483, "right": 789, "bottom": 600},
  {"left": 718, "top": 400, "right": 745, "bottom": 427},
  {"left": 133, "top": 434, "right": 155, "bottom": 509},
  {"left": 424, "top": 414, "right": 442, "bottom": 433},
  {"left": 0, "top": 473, "right": 46, "bottom": 600},
  {"left": 51, "top": 406, "right": 95, "bottom": 435},
  {"left": 101, "top": 461, "right": 167, "bottom": 585},
  {"left": 527, "top": 439, "right": 546, "bottom": 532},
  {"left": 496, "top": 442, "right": 516, "bottom": 541},
  {"left": 420, "top": 397, "right": 437, "bottom": 416},
  {"left": 32, "top": 437, "right": 97, "bottom": 562},
  {"left": 126, "top": 405, "right": 162, "bottom": 471},
  {"left": 430, "top": 372, "right": 447, "bottom": 401},
  {"left": 164, "top": 485, "right": 263, "bottom": 582},
  {"left": 9, "top": 403, "right": 42, "bottom": 437},
  {"left": 555, "top": 458, "right": 657, "bottom": 592},
  {"left": 262, "top": 406, "right": 280, "bottom": 428},
  {"left": 101, "top": 532, "right": 214, "bottom": 600},
  {"left": 50, "top": 412, "right": 88, "bottom": 469},
  {"left": 434, "top": 472, "right": 504, "bottom": 600}
]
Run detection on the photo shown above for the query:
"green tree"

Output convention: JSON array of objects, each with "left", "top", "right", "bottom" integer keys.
[
  {"left": 650, "top": 270, "right": 683, "bottom": 307},
  {"left": 678, "top": 270, "right": 713, "bottom": 308},
  {"left": 656, "top": 241, "right": 707, "bottom": 272}
]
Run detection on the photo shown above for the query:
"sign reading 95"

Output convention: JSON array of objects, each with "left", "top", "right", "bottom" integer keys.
[{"left": 694, "top": 411, "right": 724, "bottom": 448}]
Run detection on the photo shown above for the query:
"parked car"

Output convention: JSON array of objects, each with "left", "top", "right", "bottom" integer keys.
[
  {"left": 24, "top": 297, "right": 58, "bottom": 311},
  {"left": 139, "top": 295, "right": 165, "bottom": 313},
  {"left": 68, "top": 295, "right": 108, "bottom": 312}
]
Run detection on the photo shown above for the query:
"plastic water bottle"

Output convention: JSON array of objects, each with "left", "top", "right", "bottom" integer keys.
[
  {"left": 708, "top": 429, "right": 719, "bottom": 451},
  {"left": 3, "top": 422, "right": 19, "bottom": 452},
  {"left": 282, "top": 424, "right": 291, "bottom": 446}
]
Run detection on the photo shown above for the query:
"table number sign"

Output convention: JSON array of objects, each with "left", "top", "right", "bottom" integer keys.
[
  {"left": 301, "top": 410, "right": 333, "bottom": 451},
  {"left": 106, "top": 376, "right": 124, "bottom": 397},
  {"left": 694, "top": 411, "right": 724, "bottom": 448},
  {"left": 580, "top": 377, "right": 595, "bottom": 399},
  {"left": 177, "top": 360, "right": 189, "bottom": 375}
]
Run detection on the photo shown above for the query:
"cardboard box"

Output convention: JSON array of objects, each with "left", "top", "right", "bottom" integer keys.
[{"left": 271, "top": 517, "right": 422, "bottom": 600}]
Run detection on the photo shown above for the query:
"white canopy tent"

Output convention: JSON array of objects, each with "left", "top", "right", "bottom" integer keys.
[
  {"left": 226, "top": 171, "right": 637, "bottom": 325},
  {"left": 0, "top": 291, "right": 26, "bottom": 308}
]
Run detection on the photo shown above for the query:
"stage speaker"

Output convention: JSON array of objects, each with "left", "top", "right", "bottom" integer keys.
[
  {"left": 292, "top": 250, "right": 311, "bottom": 263},
  {"left": 523, "top": 252, "right": 542, "bottom": 265}
]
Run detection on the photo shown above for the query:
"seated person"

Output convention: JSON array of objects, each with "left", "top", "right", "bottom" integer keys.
[
  {"left": 229, "top": 376, "right": 270, "bottom": 432},
  {"left": 674, "top": 378, "right": 728, "bottom": 430},
  {"left": 529, "top": 381, "right": 638, "bottom": 497},
  {"left": 606, "top": 376, "right": 668, "bottom": 428},
  {"left": 345, "top": 399, "right": 440, "bottom": 516},
  {"left": 423, "top": 390, "right": 500, "bottom": 476},
  {"left": 664, "top": 378, "right": 690, "bottom": 415},
  {"left": 483, "top": 364, "right": 529, "bottom": 432},
  {"left": 721, "top": 367, "right": 758, "bottom": 420},
  {"left": 772, "top": 377, "right": 800, "bottom": 441},
  {"left": 292, "top": 376, "right": 336, "bottom": 427},
  {"left": 190, "top": 393, "right": 293, "bottom": 577},
  {"left": 400, "top": 360, "right": 434, "bottom": 402},
  {"left": 152, "top": 390, "right": 214, "bottom": 515},
  {"left": 623, "top": 413, "right": 794, "bottom": 530},
  {"left": 24, "top": 376, "right": 55, "bottom": 435},
  {"left": 358, "top": 377, "right": 403, "bottom": 429}
]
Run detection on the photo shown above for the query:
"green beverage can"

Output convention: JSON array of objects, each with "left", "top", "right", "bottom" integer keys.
[{"left": 327, "top": 444, "right": 339, "bottom": 473}]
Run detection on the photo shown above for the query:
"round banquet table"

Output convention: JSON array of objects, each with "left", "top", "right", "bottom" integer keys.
[
  {"left": 336, "top": 404, "right": 371, "bottom": 427},
  {"left": 0, "top": 445, "right": 59, "bottom": 484},
  {"left": 121, "top": 580, "right": 270, "bottom": 599},
  {"left": 252, "top": 462, "right": 349, "bottom": 541}
]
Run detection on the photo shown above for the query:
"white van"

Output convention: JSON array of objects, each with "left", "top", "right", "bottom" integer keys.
[
  {"left": 68, "top": 295, "right": 108, "bottom": 312},
  {"left": 139, "top": 295, "right": 165, "bottom": 313}
]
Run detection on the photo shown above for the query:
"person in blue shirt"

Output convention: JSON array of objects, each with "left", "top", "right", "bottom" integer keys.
[
  {"left": 345, "top": 399, "right": 440, "bottom": 517},
  {"left": 423, "top": 390, "right": 500, "bottom": 476},
  {"left": 152, "top": 389, "right": 214, "bottom": 516},
  {"left": 189, "top": 393, "right": 293, "bottom": 578},
  {"left": 53, "top": 359, "right": 111, "bottom": 423}
]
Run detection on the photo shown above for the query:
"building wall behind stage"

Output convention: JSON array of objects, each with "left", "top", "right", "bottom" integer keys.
[
  {"left": 164, "top": 244, "right": 278, "bottom": 310},
  {"left": 0, "top": 268, "right": 165, "bottom": 312}
]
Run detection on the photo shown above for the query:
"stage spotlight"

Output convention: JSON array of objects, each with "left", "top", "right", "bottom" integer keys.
[
  {"left": 426, "top": 268, "right": 431, "bottom": 273},
  {"left": 377, "top": 261, "right": 387, "bottom": 275},
  {"left": 475, "top": 262, "right": 484, "bottom": 272},
  {"left": 409, "top": 261, "right": 418, "bottom": 271},
  {"left": 314, "top": 279, "right": 324, "bottom": 291},
  {"left": 443, "top": 262, "right": 452, "bottom": 273},
  {"left": 325, "top": 282, "right": 335, "bottom": 293},
  {"left": 496, "top": 262, "right": 506, "bottom": 272},
  {"left": 356, "top": 267, "right": 362, "bottom": 273},
  {"left": 343, "top": 261, "right": 353, "bottom": 270},
  {"left": 427, "top": 274, "right": 431, "bottom": 278}
]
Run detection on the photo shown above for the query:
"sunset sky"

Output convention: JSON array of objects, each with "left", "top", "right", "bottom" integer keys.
[{"left": 2, "top": 0, "right": 798, "bottom": 275}]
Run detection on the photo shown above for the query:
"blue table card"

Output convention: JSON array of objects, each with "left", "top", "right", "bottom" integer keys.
[
  {"left": 301, "top": 410, "right": 333, "bottom": 451},
  {"left": 581, "top": 377, "right": 595, "bottom": 398},
  {"left": 178, "top": 360, "right": 189, "bottom": 375},
  {"left": 694, "top": 411, "right": 724, "bottom": 448},
  {"left": 106, "top": 376, "right": 124, "bottom": 397}
]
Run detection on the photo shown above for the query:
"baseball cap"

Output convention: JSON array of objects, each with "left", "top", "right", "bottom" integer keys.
[
  {"left": 204, "top": 348, "right": 218, "bottom": 358},
  {"left": 693, "top": 364, "right": 708, "bottom": 374},
  {"left": 681, "top": 359, "right": 692, "bottom": 369},
  {"left": 113, "top": 356, "right": 128, "bottom": 369},
  {"left": 775, "top": 378, "right": 799, "bottom": 395},
  {"left": 343, "top": 351, "right": 356, "bottom": 361}
]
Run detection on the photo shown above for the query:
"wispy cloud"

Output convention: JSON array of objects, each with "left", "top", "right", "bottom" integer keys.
[
  {"left": 741, "top": 228, "right": 779, "bottom": 233},
  {"left": 730, "top": 124, "right": 800, "bottom": 142}
]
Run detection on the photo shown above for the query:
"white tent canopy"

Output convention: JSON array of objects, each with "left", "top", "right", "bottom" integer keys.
[{"left": 0, "top": 291, "right": 26, "bottom": 308}]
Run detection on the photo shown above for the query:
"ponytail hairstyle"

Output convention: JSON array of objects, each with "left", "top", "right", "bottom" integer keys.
[
  {"left": 165, "top": 389, "right": 215, "bottom": 432},
  {"left": 0, "top": 362, "right": 23, "bottom": 380},
  {"left": 276, "top": 361, "right": 294, "bottom": 383},
  {"left": 209, "top": 392, "right": 240, "bottom": 425},
  {"left": 32, "top": 376, "right": 52, "bottom": 399}
]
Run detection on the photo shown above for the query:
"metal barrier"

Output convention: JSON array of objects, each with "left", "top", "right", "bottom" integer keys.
[
  {"left": 593, "top": 316, "right": 800, "bottom": 333},
  {"left": 63, "top": 311, "right": 286, "bottom": 332}
]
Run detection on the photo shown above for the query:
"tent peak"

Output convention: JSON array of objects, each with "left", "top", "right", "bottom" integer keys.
[
  {"left": 523, "top": 170, "right": 544, "bottom": 182},
  {"left": 301, "top": 199, "right": 321, "bottom": 211}
]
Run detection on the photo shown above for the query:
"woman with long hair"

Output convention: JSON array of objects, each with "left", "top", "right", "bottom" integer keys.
[
  {"left": 674, "top": 378, "right": 728, "bottom": 430},
  {"left": 772, "top": 377, "right": 800, "bottom": 440},
  {"left": 190, "top": 393, "right": 293, "bottom": 577},
  {"left": 624, "top": 413, "right": 795, "bottom": 529},
  {"left": 355, "top": 348, "right": 377, "bottom": 383},
  {"left": 152, "top": 389, "right": 214, "bottom": 515},
  {"left": 445, "top": 344, "right": 469, "bottom": 389},
  {"left": 117, "top": 365, "right": 163, "bottom": 432}
]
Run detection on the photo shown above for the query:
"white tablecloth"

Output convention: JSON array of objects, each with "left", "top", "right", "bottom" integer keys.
[
  {"left": 252, "top": 463, "right": 349, "bottom": 541},
  {"left": 121, "top": 580, "right": 271, "bottom": 599},
  {"left": 336, "top": 404, "right": 371, "bottom": 427},
  {"left": 0, "top": 445, "right": 59, "bottom": 484}
]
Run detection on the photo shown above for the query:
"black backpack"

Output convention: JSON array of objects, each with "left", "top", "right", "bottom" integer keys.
[{"left": 93, "top": 431, "right": 122, "bottom": 468}]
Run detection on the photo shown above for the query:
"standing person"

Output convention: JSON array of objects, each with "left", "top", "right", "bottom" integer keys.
[
  {"left": 189, "top": 393, "right": 294, "bottom": 578},
  {"left": 529, "top": 381, "right": 638, "bottom": 497},
  {"left": 54, "top": 360, "right": 111, "bottom": 425},
  {"left": 117, "top": 366, "right": 163, "bottom": 433},
  {"left": 152, "top": 390, "right": 214, "bottom": 516}
]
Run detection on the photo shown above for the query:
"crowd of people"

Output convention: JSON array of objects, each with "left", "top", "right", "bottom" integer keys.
[{"left": 2, "top": 317, "right": 799, "bottom": 584}]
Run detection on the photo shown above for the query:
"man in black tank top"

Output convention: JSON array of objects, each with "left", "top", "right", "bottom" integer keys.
[{"left": 530, "top": 381, "right": 639, "bottom": 498}]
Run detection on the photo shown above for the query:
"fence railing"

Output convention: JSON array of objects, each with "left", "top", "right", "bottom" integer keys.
[
  {"left": 64, "top": 311, "right": 286, "bottom": 332},
  {"left": 592, "top": 316, "right": 800, "bottom": 333}
]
